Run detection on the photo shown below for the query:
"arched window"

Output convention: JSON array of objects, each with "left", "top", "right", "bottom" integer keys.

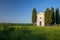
[{"left": 40, "top": 17, "right": 41, "bottom": 19}]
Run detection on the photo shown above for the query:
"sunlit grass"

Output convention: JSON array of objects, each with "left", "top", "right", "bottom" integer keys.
[{"left": 0, "top": 25, "right": 60, "bottom": 40}]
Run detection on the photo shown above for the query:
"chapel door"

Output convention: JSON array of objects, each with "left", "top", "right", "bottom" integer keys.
[{"left": 40, "top": 21, "right": 41, "bottom": 26}]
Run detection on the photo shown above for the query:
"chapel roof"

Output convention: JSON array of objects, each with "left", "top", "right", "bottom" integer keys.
[{"left": 37, "top": 12, "right": 44, "bottom": 15}]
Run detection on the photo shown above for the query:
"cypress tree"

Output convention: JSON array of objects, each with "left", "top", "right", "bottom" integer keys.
[
  {"left": 56, "top": 8, "right": 59, "bottom": 24},
  {"left": 45, "top": 8, "right": 50, "bottom": 26},
  {"left": 32, "top": 8, "right": 37, "bottom": 25},
  {"left": 51, "top": 7, "right": 55, "bottom": 24}
]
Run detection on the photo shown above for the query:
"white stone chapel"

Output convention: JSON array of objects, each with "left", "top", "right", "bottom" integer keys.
[{"left": 37, "top": 12, "right": 45, "bottom": 26}]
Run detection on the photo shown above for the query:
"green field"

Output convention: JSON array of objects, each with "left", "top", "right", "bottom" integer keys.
[{"left": 0, "top": 24, "right": 60, "bottom": 40}]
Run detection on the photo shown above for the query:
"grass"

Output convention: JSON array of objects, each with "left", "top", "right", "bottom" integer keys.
[
  {"left": 12, "top": 26, "right": 60, "bottom": 40},
  {"left": 0, "top": 25, "right": 60, "bottom": 40}
]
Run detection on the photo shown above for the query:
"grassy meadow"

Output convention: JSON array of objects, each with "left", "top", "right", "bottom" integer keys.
[{"left": 0, "top": 23, "right": 60, "bottom": 40}]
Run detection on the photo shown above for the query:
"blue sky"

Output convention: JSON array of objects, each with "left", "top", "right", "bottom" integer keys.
[{"left": 0, "top": 0, "right": 60, "bottom": 23}]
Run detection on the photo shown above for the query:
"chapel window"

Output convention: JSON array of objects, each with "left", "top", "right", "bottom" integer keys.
[{"left": 40, "top": 17, "right": 41, "bottom": 19}]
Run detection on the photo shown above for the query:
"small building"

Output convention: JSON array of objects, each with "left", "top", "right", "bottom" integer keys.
[{"left": 37, "top": 12, "right": 45, "bottom": 26}]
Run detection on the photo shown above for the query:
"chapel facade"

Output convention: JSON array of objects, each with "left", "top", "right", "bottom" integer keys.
[{"left": 37, "top": 12, "right": 45, "bottom": 26}]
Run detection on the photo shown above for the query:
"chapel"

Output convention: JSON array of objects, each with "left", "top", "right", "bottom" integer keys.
[{"left": 37, "top": 12, "right": 45, "bottom": 26}]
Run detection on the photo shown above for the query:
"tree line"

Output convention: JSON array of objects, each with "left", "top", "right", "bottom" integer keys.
[{"left": 32, "top": 7, "right": 60, "bottom": 26}]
